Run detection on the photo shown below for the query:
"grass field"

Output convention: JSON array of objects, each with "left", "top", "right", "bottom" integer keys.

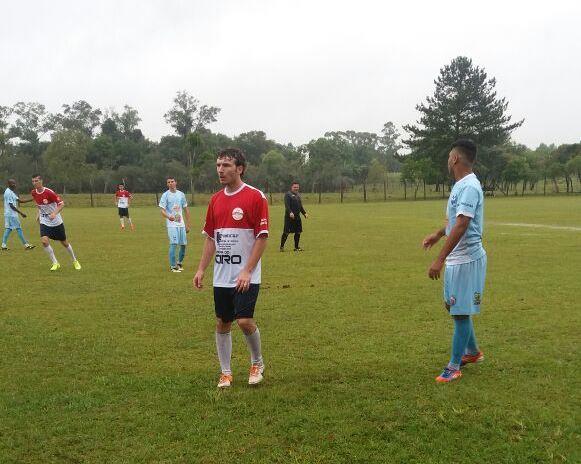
[{"left": 1, "top": 196, "right": 579, "bottom": 463}]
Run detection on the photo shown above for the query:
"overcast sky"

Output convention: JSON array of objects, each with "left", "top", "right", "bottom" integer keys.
[{"left": 2, "top": 0, "right": 580, "bottom": 148}]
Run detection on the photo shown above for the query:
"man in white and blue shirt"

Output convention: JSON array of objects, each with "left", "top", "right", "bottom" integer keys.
[
  {"left": 422, "top": 139, "right": 487, "bottom": 383},
  {"left": 2, "top": 179, "right": 35, "bottom": 251},
  {"left": 159, "top": 177, "right": 190, "bottom": 272}
]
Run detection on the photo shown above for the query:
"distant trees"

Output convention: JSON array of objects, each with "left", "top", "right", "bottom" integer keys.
[
  {"left": 0, "top": 62, "right": 578, "bottom": 199},
  {"left": 404, "top": 56, "right": 524, "bottom": 191}
]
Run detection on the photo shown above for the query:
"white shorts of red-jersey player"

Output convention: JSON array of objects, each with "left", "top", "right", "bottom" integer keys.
[{"left": 203, "top": 183, "right": 269, "bottom": 287}]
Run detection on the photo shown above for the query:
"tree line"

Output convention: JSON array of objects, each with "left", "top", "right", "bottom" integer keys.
[{"left": 1, "top": 57, "right": 579, "bottom": 201}]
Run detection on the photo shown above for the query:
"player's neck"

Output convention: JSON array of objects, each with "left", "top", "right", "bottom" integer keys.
[
  {"left": 454, "top": 169, "right": 473, "bottom": 182},
  {"left": 35, "top": 187, "right": 45, "bottom": 193},
  {"left": 169, "top": 188, "right": 177, "bottom": 193},
  {"left": 225, "top": 179, "right": 244, "bottom": 193}
]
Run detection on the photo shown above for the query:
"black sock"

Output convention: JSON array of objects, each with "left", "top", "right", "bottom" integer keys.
[
  {"left": 280, "top": 233, "right": 288, "bottom": 248},
  {"left": 294, "top": 233, "right": 301, "bottom": 249}
]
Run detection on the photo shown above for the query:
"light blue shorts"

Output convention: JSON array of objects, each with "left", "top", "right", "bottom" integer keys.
[
  {"left": 4, "top": 216, "right": 21, "bottom": 230},
  {"left": 167, "top": 226, "right": 187, "bottom": 245},
  {"left": 444, "top": 254, "right": 487, "bottom": 316}
]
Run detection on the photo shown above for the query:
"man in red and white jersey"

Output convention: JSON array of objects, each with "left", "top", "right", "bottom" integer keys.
[
  {"left": 193, "top": 148, "right": 269, "bottom": 388},
  {"left": 114, "top": 183, "right": 134, "bottom": 230},
  {"left": 31, "top": 174, "right": 81, "bottom": 271}
]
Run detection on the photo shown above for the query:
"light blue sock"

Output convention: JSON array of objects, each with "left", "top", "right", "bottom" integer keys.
[
  {"left": 178, "top": 245, "right": 186, "bottom": 264},
  {"left": 2, "top": 229, "right": 12, "bottom": 245},
  {"left": 449, "top": 316, "right": 471, "bottom": 369},
  {"left": 16, "top": 228, "right": 27, "bottom": 244},
  {"left": 465, "top": 317, "right": 479, "bottom": 355},
  {"left": 168, "top": 244, "right": 177, "bottom": 267}
]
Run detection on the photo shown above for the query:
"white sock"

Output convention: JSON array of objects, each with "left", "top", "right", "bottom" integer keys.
[
  {"left": 127, "top": 218, "right": 132, "bottom": 224},
  {"left": 65, "top": 244, "right": 77, "bottom": 261},
  {"left": 44, "top": 245, "right": 58, "bottom": 264},
  {"left": 120, "top": 218, "right": 125, "bottom": 227},
  {"left": 216, "top": 332, "right": 232, "bottom": 375},
  {"left": 244, "top": 327, "right": 263, "bottom": 366}
]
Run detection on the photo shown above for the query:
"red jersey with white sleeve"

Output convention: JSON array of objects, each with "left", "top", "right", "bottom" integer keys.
[
  {"left": 115, "top": 189, "right": 132, "bottom": 208},
  {"left": 203, "top": 183, "right": 269, "bottom": 288},
  {"left": 31, "top": 187, "right": 64, "bottom": 227}
]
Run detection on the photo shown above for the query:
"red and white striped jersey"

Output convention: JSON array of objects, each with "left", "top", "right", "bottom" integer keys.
[
  {"left": 203, "top": 183, "right": 269, "bottom": 287},
  {"left": 115, "top": 189, "right": 132, "bottom": 208},
  {"left": 31, "top": 187, "right": 64, "bottom": 227}
]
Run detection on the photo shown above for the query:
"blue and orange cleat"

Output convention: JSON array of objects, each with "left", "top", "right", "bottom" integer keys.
[
  {"left": 435, "top": 367, "right": 462, "bottom": 383},
  {"left": 461, "top": 351, "right": 485, "bottom": 366}
]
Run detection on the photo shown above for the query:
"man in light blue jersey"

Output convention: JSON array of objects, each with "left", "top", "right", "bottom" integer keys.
[
  {"left": 422, "top": 139, "right": 487, "bottom": 383},
  {"left": 2, "top": 179, "right": 35, "bottom": 251},
  {"left": 159, "top": 177, "right": 190, "bottom": 272}
]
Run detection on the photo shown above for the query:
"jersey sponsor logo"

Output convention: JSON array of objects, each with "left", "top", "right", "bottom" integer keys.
[
  {"left": 260, "top": 218, "right": 267, "bottom": 226},
  {"left": 449, "top": 296, "right": 456, "bottom": 306},
  {"left": 450, "top": 194, "right": 458, "bottom": 207},
  {"left": 473, "top": 292, "right": 481, "bottom": 305},
  {"left": 232, "top": 207, "right": 243, "bottom": 220},
  {"left": 215, "top": 254, "right": 242, "bottom": 264}
]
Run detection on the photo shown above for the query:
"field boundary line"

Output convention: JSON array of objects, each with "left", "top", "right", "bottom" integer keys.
[{"left": 490, "top": 222, "right": 581, "bottom": 232}]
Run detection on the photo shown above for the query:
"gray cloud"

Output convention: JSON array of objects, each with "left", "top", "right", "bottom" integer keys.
[{"left": 2, "top": 0, "right": 579, "bottom": 147}]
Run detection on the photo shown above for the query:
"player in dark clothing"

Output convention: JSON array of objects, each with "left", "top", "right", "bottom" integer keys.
[{"left": 280, "top": 182, "right": 308, "bottom": 251}]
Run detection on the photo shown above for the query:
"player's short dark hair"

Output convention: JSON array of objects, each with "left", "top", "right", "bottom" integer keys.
[
  {"left": 117, "top": 183, "right": 124, "bottom": 189},
  {"left": 291, "top": 181, "right": 300, "bottom": 186},
  {"left": 451, "top": 139, "right": 477, "bottom": 164},
  {"left": 166, "top": 176, "right": 176, "bottom": 181},
  {"left": 32, "top": 174, "right": 42, "bottom": 179},
  {"left": 218, "top": 147, "right": 247, "bottom": 175}
]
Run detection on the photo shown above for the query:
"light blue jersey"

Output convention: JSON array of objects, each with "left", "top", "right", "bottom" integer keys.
[
  {"left": 446, "top": 173, "right": 485, "bottom": 265},
  {"left": 159, "top": 190, "right": 187, "bottom": 229},
  {"left": 3, "top": 188, "right": 19, "bottom": 219}
]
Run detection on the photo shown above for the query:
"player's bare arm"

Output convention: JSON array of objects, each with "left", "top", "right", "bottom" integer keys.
[
  {"left": 18, "top": 197, "right": 34, "bottom": 204},
  {"left": 49, "top": 202, "right": 65, "bottom": 220},
  {"left": 235, "top": 235, "right": 268, "bottom": 293},
  {"left": 193, "top": 236, "right": 216, "bottom": 289},
  {"left": 160, "top": 208, "right": 175, "bottom": 221},
  {"left": 422, "top": 223, "right": 447, "bottom": 249},
  {"left": 9, "top": 203, "right": 27, "bottom": 218},
  {"left": 184, "top": 206, "right": 191, "bottom": 233},
  {"left": 428, "top": 215, "right": 471, "bottom": 280}
]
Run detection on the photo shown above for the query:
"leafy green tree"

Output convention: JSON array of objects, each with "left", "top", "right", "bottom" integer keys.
[
  {"left": 0, "top": 105, "right": 12, "bottom": 158},
  {"left": 164, "top": 91, "right": 220, "bottom": 201},
  {"left": 43, "top": 130, "right": 91, "bottom": 192},
  {"left": 10, "top": 102, "right": 51, "bottom": 171},
  {"left": 113, "top": 105, "right": 141, "bottom": 137},
  {"left": 404, "top": 56, "right": 523, "bottom": 179},
  {"left": 49, "top": 100, "right": 102, "bottom": 136}
]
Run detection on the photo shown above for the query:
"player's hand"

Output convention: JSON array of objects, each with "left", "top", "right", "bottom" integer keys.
[
  {"left": 193, "top": 270, "right": 204, "bottom": 289},
  {"left": 21, "top": 213, "right": 27, "bottom": 218},
  {"left": 422, "top": 233, "right": 441, "bottom": 250},
  {"left": 428, "top": 259, "right": 444, "bottom": 280},
  {"left": 186, "top": 224, "right": 191, "bottom": 233},
  {"left": 304, "top": 213, "right": 309, "bottom": 219},
  {"left": 289, "top": 212, "right": 295, "bottom": 219},
  {"left": 49, "top": 212, "right": 56, "bottom": 220},
  {"left": 168, "top": 215, "right": 175, "bottom": 221},
  {"left": 236, "top": 270, "right": 251, "bottom": 293}
]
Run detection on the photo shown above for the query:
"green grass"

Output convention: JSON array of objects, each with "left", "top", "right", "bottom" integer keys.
[{"left": 1, "top": 197, "right": 579, "bottom": 463}]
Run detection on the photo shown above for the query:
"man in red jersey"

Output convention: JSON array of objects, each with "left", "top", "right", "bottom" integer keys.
[
  {"left": 193, "top": 148, "right": 269, "bottom": 388},
  {"left": 31, "top": 174, "right": 81, "bottom": 271},
  {"left": 114, "top": 183, "right": 134, "bottom": 230}
]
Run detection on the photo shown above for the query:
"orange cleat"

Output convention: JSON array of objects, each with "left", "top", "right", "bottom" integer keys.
[{"left": 461, "top": 351, "right": 484, "bottom": 366}]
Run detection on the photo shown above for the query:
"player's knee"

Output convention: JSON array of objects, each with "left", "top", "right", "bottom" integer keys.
[
  {"left": 236, "top": 318, "right": 256, "bottom": 334},
  {"left": 216, "top": 318, "right": 232, "bottom": 332},
  {"left": 41, "top": 237, "right": 49, "bottom": 246}
]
